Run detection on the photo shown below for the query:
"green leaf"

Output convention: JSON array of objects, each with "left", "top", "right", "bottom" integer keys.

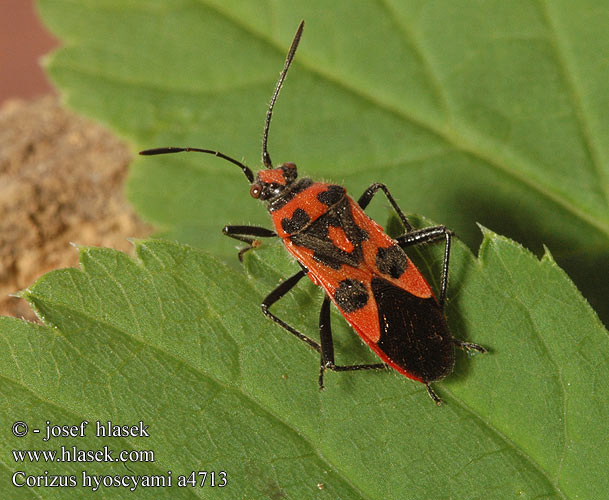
[
  {"left": 37, "top": 0, "right": 609, "bottom": 323},
  {"left": 2, "top": 234, "right": 609, "bottom": 498}
]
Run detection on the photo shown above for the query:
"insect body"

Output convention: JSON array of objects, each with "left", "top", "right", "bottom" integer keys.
[{"left": 141, "top": 21, "right": 486, "bottom": 404}]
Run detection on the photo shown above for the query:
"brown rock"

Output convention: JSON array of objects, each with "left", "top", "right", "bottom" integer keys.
[{"left": 0, "top": 96, "right": 152, "bottom": 322}]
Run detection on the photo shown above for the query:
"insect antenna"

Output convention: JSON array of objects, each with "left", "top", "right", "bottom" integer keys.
[
  {"left": 139, "top": 146, "right": 254, "bottom": 183},
  {"left": 261, "top": 20, "right": 305, "bottom": 169}
]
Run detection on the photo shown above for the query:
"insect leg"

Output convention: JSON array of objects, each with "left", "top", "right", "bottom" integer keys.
[
  {"left": 426, "top": 384, "right": 443, "bottom": 406},
  {"left": 318, "top": 295, "right": 388, "bottom": 390},
  {"left": 222, "top": 225, "right": 277, "bottom": 261},
  {"left": 261, "top": 270, "right": 322, "bottom": 352},
  {"left": 357, "top": 183, "right": 414, "bottom": 232},
  {"left": 452, "top": 338, "right": 488, "bottom": 354},
  {"left": 396, "top": 226, "right": 453, "bottom": 308},
  {"left": 358, "top": 183, "right": 454, "bottom": 306},
  {"left": 399, "top": 228, "right": 487, "bottom": 354}
]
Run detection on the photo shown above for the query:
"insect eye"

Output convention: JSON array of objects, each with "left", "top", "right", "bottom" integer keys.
[{"left": 250, "top": 183, "right": 262, "bottom": 199}]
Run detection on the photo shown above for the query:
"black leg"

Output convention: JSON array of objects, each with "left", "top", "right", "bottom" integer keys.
[
  {"left": 222, "top": 225, "right": 277, "bottom": 261},
  {"left": 261, "top": 270, "right": 321, "bottom": 352},
  {"left": 318, "top": 296, "right": 334, "bottom": 372},
  {"left": 357, "top": 183, "right": 414, "bottom": 232},
  {"left": 357, "top": 183, "right": 453, "bottom": 309},
  {"left": 318, "top": 295, "right": 388, "bottom": 389},
  {"left": 399, "top": 229, "right": 488, "bottom": 361},
  {"left": 426, "top": 384, "right": 443, "bottom": 406},
  {"left": 396, "top": 226, "right": 453, "bottom": 308},
  {"left": 452, "top": 338, "right": 487, "bottom": 354}
]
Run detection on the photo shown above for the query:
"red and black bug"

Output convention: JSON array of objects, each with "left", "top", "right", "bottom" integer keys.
[{"left": 141, "top": 21, "right": 486, "bottom": 404}]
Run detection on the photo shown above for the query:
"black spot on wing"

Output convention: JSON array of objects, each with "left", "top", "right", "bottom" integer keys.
[
  {"left": 372, "top": 277, "right": 454, "bottom": 383},
  {"left": 332, "top": 198, "right": 368, "bottom": 244},
  {"left": 334, "top": 279, "right": 369, "bottom": 313},
  {"left": 317, "top": 185, "right": 345, "bottom": 206},
  {"left": 281, "top": 208, "right": 310, "bottom": 234},
  {"left": 290, "top": 199, "right": 368, "bottom": 270},
  {"left": 376, "top": 245, "right": 408, "bottom": 279}
]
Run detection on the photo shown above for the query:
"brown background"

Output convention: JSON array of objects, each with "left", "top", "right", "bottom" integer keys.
[
  {"left": 1, "top": 1, "right": 150, "bottom": 321},
  {"left": 1, "top": 0, "right": 58, "bottom": 104}
]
